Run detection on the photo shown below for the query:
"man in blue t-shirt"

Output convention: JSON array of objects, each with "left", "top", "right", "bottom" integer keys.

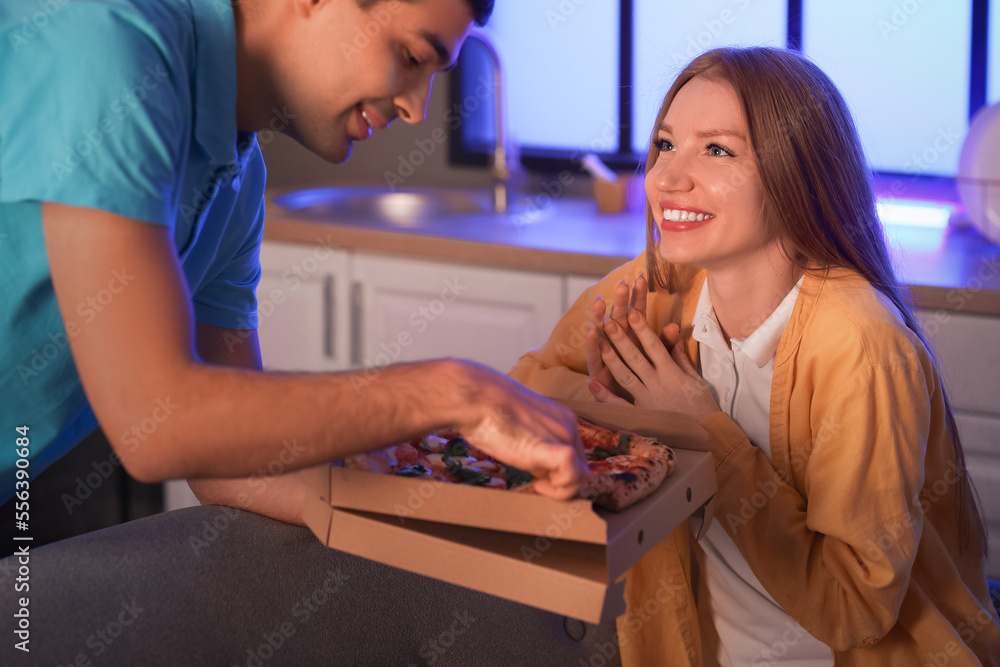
[{"left": 0, "top": 0, "right": 587, "bottom": 526}]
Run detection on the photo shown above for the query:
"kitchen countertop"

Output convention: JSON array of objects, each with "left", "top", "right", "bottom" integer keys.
[{"left": 263, "top": 192, "right": 1000, "bottom": 317}]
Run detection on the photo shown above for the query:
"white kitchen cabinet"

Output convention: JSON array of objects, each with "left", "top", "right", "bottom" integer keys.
[
  {"left": 163, "top": 241, "right": 350, "bottom": 513},
  {"left": 255, "top": 241, "right": 351, "bottom": 372},
  {"left": 954, "top": 412, "right": 1000, "bottom": 579},
  {"left": 916, "top": 309, "right": 1000, "bottom": 578},
  {"left": 349, "top": 254, "right": 564, "bottom": 374},
  {"left": 565, "top": 274, "right": 599, "bottom": 312},
  {"left": 164, "top": 479, "right": 200, "bottom": 512},
  {"left": 916, "top": 310, "right": 1000, "bottom": 415}
]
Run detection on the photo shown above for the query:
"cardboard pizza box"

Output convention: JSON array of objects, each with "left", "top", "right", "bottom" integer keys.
[{"left": 302, "top": 401, "right": 717, "bottom": 624}]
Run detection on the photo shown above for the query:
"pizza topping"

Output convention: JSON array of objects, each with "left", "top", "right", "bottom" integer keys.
[
  {"left": 395, "top": 463, "right": 431, "bottom": 477},
  {"left": 588, "top": 454, "right": 639, "bottom": 476},
  {"left": 504, "top": 464, "right": 534, "bottom": 487},
  {"left": 419, "top": 434, "right": 454, "bottom": 452},
  {"left": 464, "top": 459, "right": 500, "bottom": 472},
  {"left": 444, "top": 437, "right": 470, "bottom": 457},
  {"left": 443, "top": 455, "right": 494, "bottom": 486},
  {"left": 346, "top": 416, "right": 675, "bottom": 511},
  {"left": 394, "top": 443, "right": 420, "bottom": 466},
  {"left": 587, "top": 433, "right": 632, "bottom": 461}
]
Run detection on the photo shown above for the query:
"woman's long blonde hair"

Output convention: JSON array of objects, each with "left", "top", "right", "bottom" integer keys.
[{"left": 644, "top": 46, "right": 986, "bottom": 557}]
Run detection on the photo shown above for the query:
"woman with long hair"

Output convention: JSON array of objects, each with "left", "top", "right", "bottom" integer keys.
[{"left": 510, "top": 46, "right": 1000, "bottom": 666}]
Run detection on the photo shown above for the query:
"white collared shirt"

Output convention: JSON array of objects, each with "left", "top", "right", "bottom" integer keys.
[{"left": 693, "top": 277, "right": 833, "bottom": 667}]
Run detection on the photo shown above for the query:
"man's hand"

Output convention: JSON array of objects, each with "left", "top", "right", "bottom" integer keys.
[{"left": 444, "top": 363, "right": 589, "bottom": 500}]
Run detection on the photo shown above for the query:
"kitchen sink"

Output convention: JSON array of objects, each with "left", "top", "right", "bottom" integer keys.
[{"left": 270, "top": 186, "right": 554, "bottom": 227}]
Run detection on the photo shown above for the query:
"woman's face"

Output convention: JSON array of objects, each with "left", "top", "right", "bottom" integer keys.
[{"left": 645, "top": 76, "right": 778, "bottom": 273}]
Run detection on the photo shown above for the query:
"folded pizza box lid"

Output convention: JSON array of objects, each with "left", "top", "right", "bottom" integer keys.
[
  {"left": 302, "top": 402, "right": 718, "bottom": 623},
  {"left": 302, "top": 495, "right": 627, "bottom": 625}
]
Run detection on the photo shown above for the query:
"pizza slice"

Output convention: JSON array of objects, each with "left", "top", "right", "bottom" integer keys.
[
  {"left": 344, "top": 416, "right": 675, "bottom": 512},
  {"left": 576, "top": 418, "right": 675, "bottom": 511}
]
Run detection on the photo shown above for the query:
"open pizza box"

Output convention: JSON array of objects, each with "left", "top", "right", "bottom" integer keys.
[{"left": 302, "top": 400, "right": 718, "bottom": 624}]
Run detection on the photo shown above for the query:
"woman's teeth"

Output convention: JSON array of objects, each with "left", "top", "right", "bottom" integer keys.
[
  {"left": 361, "top": 109, "right": 374, "bottom": 130},
  {"left": 662, "top": 209, "right": 714, "bottom": 222}
]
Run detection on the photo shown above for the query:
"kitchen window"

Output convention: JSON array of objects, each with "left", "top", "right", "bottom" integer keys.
[{"left": 451, "top": 0, "right": 991, "bottom": 181}]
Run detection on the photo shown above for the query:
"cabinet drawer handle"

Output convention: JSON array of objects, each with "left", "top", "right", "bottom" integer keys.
[
  {"left": 323, "top": 275, "right": 335, "bottom": 360},
  {"left": 350, "top": 281, "right": 363, "bottom": 368}
]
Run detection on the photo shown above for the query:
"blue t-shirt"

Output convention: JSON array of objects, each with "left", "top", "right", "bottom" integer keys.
[{"left": 0, "top": 0, "right": 267, "bottom": 502}]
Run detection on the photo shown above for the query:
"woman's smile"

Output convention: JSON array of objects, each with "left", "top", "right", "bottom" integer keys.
[{"left": 658, "top": 200, "right": 716, "bottom": 231}]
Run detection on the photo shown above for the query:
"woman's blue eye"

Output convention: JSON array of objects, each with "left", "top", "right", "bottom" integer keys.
[
  {"left": 707, "top": 142, "right": 735, "bottom": 157},
  {"left": 655, "top": 138, "right": 674, "bottom": 152}
]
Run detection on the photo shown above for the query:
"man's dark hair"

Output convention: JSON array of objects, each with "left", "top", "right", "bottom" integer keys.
[
  {"left": 357, "top": 0, "right": 494, "bottom": 26},
  {"left": 466, "top": 0, "right": 494, "bottom": 26}
]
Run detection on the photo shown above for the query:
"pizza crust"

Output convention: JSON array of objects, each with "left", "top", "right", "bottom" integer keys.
[{"left": 580, "top": 436, "right": 674, "bottom": 511}]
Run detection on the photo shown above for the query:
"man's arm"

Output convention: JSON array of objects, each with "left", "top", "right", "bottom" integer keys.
[
  {"left": 187, "top": 323, "right": 306, "bottom": 526},
  {"left": 42, "top": 203, "right": 587, "bottom": 497}
]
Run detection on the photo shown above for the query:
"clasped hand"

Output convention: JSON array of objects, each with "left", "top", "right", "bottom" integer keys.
[{"left": 585, "top": 275, "right": 721, "bottom": 423}]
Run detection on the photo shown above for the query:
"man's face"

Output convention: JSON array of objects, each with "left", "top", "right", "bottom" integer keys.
[{"left": 273, "top": 0, "right": 474, "bottom": 163}]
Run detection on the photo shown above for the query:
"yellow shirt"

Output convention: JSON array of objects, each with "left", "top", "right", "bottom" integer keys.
[{"left": 509, "top": 255, "right": 1000, "bottom": 667}]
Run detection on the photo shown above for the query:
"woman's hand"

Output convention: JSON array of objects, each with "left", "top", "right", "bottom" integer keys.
[
  {"left": 585, "top": 275, "right": 649, "bottom": 401},
  {"left": 589, "top": 309, "right": 722, "bottom": 423}
]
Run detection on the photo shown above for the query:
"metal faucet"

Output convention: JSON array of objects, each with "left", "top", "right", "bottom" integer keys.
[{"left": 464, "top": 30, "right": 509, "bottom": 213}]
